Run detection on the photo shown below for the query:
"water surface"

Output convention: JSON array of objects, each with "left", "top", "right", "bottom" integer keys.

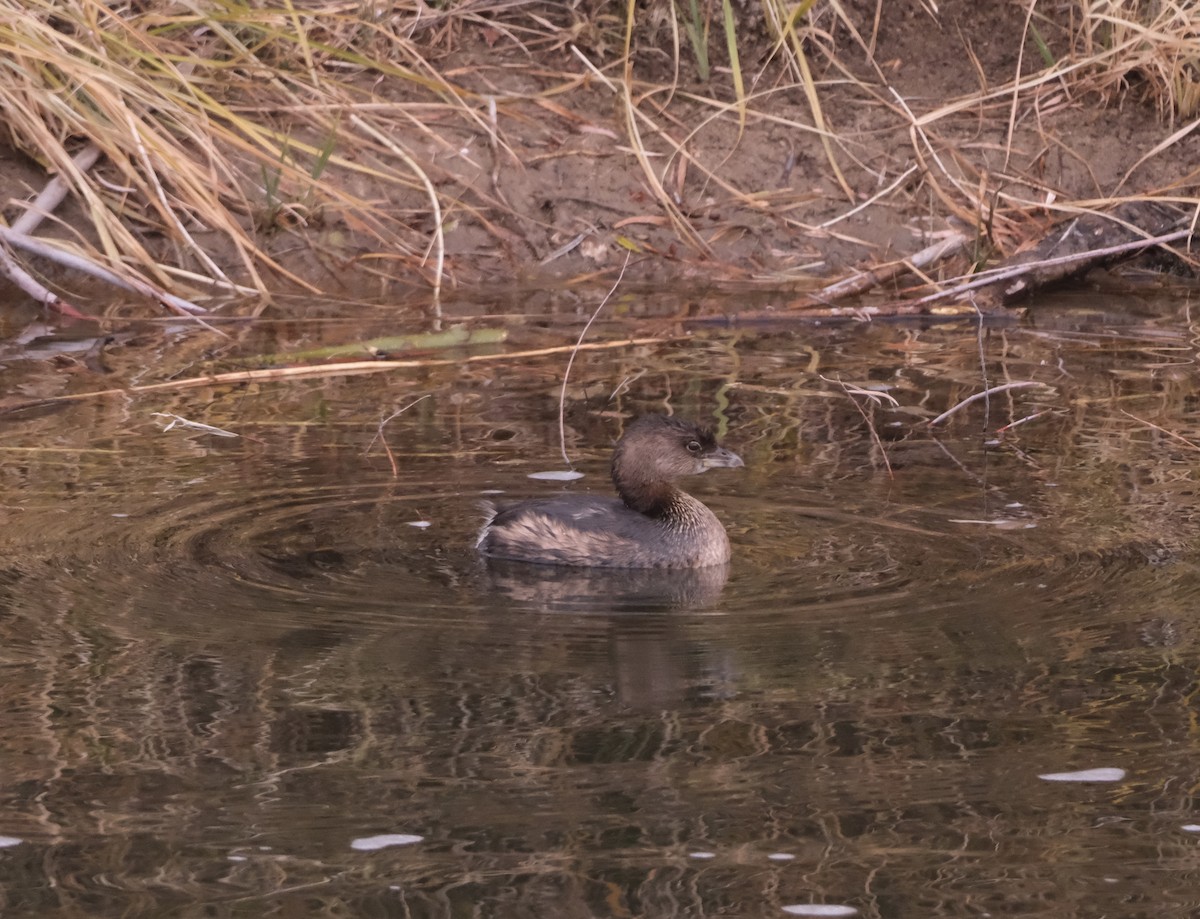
[{"left": 2, "top": 290, "right": 1200, "bottom": 917}]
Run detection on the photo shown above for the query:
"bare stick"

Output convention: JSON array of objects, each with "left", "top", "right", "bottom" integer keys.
[
  {"left": 0, "top": 225, "right": 210, "bottom": 318},
  {"left": 803, "top": 231, "right": 968, "bottom": 305},
  {"left": 557, "top": 253, "right": 631, "bottom": 466},
  {"left": 11, "top": 144, "right": 103, "bottom": 235},
  {"left": 911, "top": 228, "right": 1193, "bottom": 307},
  {"left": 996, "top": 409, "right": 1058, "bottom": 433},
  {"left": 0, "top": 243, "right": 88, "bottom": 319},
  {"left": 929, "top": 381, "right": 1049, "bottom": 427},
  {"left": 151, "top": 412, "right": 238, "bottom": 437}
]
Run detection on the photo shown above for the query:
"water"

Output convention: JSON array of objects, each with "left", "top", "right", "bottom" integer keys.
[{"left": 2, "top": 290, "right": 1200, "bottom": 917}]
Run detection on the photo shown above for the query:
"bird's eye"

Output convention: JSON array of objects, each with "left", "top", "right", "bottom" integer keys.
[{"left": 686, "top": 440, "right": 702, "bottom": 453}]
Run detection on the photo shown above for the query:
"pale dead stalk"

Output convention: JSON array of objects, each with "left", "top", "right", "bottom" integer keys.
[
  {"left": 3, "top": 337, "right": 676, "bottom": 413},
  {"left": 557, "top": 252, "right": 631, "bottom": 466},
  {"left": 1120, "top": 409, "right": 1200, "bottom": 454},
  {"left": 820, "top": 375, "right": 899, "bottom": 477},
  {"left": 367, "top": 394, "right": 432, "bottom": 477},
  {"left": 929, "top": 381, "right": 1049, "bottom": 427},
  {"left": 10, "top": 144, "right": 103, "bottom": 235}
]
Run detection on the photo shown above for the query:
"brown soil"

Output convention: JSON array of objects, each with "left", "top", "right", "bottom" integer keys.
[{"left": 2, "top": 0, "right": 1196, "bottom": 301}]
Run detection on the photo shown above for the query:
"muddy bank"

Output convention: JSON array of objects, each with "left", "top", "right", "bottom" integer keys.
[{"left": 0, "top": 0, "right": 1195, "bottom": 305}]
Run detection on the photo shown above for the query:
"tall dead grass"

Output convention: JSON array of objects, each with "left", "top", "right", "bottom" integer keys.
[
  {"left": 0, "top": 1, "right": 1196, "bottom": 309},
  {"left": 1073, "top": 0, "right": 1200, "bottom": 118},
  {"left": 0, "top": 0, "right": 503, "bottom": 298}
]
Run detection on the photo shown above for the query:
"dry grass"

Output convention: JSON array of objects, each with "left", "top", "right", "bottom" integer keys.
[
  {"left": 0, "top": 0, "right": 511, "bottom": 298},
  {"left": 1072, "top": 0, "right": 1200, "bottom": 118},
  {"left": 0, "top": 0, "right": 1196, "bottom": 310}
]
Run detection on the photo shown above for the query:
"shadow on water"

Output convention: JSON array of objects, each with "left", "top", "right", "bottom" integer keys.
[{"left": 2, "top": 289, "right": 1200, "bottom": 916}]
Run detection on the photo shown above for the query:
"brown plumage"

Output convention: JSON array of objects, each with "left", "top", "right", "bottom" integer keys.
[{"left": 477, "top": 415, "right": 743, "bottom": 569}]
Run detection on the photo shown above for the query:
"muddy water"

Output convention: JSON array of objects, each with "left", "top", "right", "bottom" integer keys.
[{"left": 2, "top": 291, "right": 1200, "bottom": 918}]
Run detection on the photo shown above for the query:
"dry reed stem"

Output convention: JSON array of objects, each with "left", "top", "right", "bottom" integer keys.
[
  {"left": 557, "top": 253, "right": 631, "bottom": 467},
  {"left": 821, "top": 374, "right": 899, "bottom": 477},
  {"left": 1, "top": 336, "right": 677, "bottom": 414},
  {"left": 368, "top": 394, "right": 432, "bottom": 477},
  {"left": 1120, "top": 409, "right": 1200, "bottom": 454}
]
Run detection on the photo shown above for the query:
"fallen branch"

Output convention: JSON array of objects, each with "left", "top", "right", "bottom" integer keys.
[
  {"left": 795, "top": 231, "right": 969, "bottom": 306},
  {"left": 0, "top": 224, "right": 212, "bottom": 320},
  {"left": 929, "top": 381, "right": 1050, "bottom": 426},
  {"left": 10, "top": 144, "right": 104, "bottom": 235},
  {"left": 0, "top": 242, "right": 89, "bottom": 319},
  {"left": 911, "top": 227, "right": 1193, "bottom": 308}
]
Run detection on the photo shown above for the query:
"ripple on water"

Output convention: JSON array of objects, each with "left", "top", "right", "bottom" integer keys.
[{"left": 10, "top": 470, "right": 484, "bottom": 640}]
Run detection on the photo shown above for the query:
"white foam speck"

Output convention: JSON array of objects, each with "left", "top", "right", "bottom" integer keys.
[
  {"left": 407, "top": 521, "right": 432, "bottom": 528},
  {"left": 350, "top": 834, "right": 424, "bottom": 851},
  {"left": 0, "top": 837, "right": 22, "bottom": 848},
  {"left": 767, "top": 853, "right": 796, "bottom": 861},
  {"left": 1182, "top": 824, "right": 1200, "bottom": 832},
  {"left": 781, "top": 905, "right": 858, "bottom": 916},
  {"left": 527, "top": 470, "right": 584, "bottom": 481},
  {"left": 688, "top": 851, "right": 716, "bottom": 859},
  {"left": 1038, "top": 767, "right": 1126, "bottom": 783}
]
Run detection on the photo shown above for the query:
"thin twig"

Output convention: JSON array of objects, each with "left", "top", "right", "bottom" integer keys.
[
  {"left": 366, "top": 394, "right": 432, "bottom": 477},
  {"left": 351, "top": 114, "right": 445, "bottom": 303},
  {"left": 1121, "top": 409, "right": 1200, "bottom": 453},
  {"left": 821, "top": 375, "right": 899, "bottom": 478},
  {"left": 996, "top": 409, "right": 1059, "bottom": 433},
  {"left": 152, "top": 412, "right": 238, "bottom": 437},
  {"left": 818, "top": 165, "right": 919, "bottom": 229},
  {"left": 557, "top": 253, "right": 631, "bottom": 466},
  {"left": 929, "top": 381, "right": 1049, "bottom": 426}
]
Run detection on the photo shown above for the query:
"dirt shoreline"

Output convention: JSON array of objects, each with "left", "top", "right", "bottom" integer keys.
[{"left": 1, "top": 0, "right": 1196, "bottom": 307}]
